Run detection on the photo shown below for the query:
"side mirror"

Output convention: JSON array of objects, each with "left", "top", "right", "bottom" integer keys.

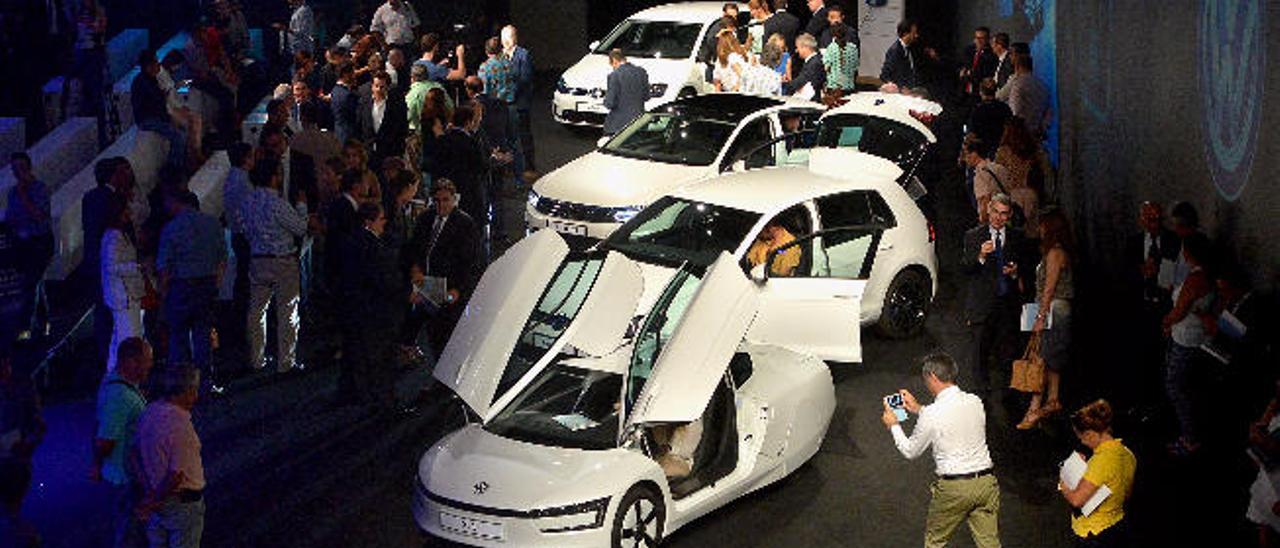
[
  {"left": 597, "top": 135, "right": 611, "bottom": 148},
  {"left": 749, "top": 263, "right": 768, "bottom": 284},
  {"left": 589, "top": 40, "right": 600, "bottom": 51}
]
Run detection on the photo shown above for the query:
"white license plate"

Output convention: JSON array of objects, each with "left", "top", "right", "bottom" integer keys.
[
  {"left": 548, "top": 219, "right": 587, "bottom": 236},
  {"left": 576, "top": 101, "right": 606, "bottom": 114},
  {"left": 440, "top": 510, "right": 505, "bottom": 541}
]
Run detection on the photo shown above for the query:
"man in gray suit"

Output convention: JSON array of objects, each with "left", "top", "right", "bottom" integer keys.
[{"left": 603, "top": 49, "right": 649, "bottom": 136}]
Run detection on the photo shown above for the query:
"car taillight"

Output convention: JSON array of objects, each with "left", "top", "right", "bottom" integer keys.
[{"left": 927, "top": 221, "right": 936, "bottom": 243}]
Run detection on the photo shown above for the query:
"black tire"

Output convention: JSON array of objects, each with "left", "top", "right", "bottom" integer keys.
[
  {"left": 876, "top": 268, "right": 931, "bottom": 339},
  {"left": 677, "top": 87, "right": 697, "bottom": 100},
  {"left": 611, "top": 484, "right": 665, "bottom": 548}
]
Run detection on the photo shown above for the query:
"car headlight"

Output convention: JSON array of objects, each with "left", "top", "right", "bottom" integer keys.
[
  {"left": 649, "top": 83, "right": 669, "bottom": 98},
  {"left": 611, "top": 205, "right": 643, "bottom": 224},
  {"left": 530, "top": 497, "right": 611, "bottom": 533},
  {"left": 527, "top": 190, "right": 541, "bottom": 209},
  {"left": 556, "top": 77, "right": 569, "bottom": 94}
]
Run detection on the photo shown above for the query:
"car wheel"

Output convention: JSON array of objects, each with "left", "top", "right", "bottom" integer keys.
[
  {"left": 612, "top": 484, "right": 665, "bottom": 548},
  {"left": 876, "top": 268, "right": 931, "bottom": 339},
  {"left": 677, "top": 87, "right": 697, "bottom": 100}
]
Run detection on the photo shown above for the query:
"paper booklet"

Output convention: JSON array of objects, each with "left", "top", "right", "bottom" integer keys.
[
  {"left": 1157, "top": 259, "right": 1177, "bottom": 290},
  {"left": 414, "top": 276, "right": 449, "bottom": 308},
  {"left": 1020, "top": 302, "right": 1055, "bottom": 332},
  {"left": 1060, "top": 452, "right": 1112, "bottom": 517},
  {"left": 1218, "top": 309, "right": 1248, "bottom": 340}
]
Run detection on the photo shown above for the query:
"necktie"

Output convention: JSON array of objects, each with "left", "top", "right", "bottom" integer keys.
[
  {"left": 424, "top": 215, "right": 445, "bottom": 270},
  {"left": 995, "top": 231, "right": 1008, "bottom": 297},
  {"left": 1147, "top": 237, "right": 1159, "bottom": 263}
]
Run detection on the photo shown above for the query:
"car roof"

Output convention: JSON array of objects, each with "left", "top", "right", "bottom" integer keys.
[
  {"left": 670, "top": 151, "right": 905, "bottom": 214},
  {"left": 632, "top": 2, "right": 738, "bottom": 22},
  {"left": 821, "top": 92, "right": 942, "bottom": 143},
  {"left": 660, "top": 93, "right": 822, "bottom": 125}
]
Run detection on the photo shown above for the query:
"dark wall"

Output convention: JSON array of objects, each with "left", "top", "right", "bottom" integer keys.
[{"left": 957, "top": 0, "right": 1279, "bottom": 290}]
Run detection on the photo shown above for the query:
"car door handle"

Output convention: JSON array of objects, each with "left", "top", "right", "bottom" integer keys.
[
  {"left": 833, "top": 294, "right": 857, "bottom": 300},
  {"left": 878, "top": 243, "right": 894, "bottom": 251}
]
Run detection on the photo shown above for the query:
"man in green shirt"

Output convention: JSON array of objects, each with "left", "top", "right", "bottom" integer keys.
[
  {"left": 405, "top": 63, "right": 452, "bottom": 132},
  {"left": 93, "top": 337, "right": 154, "bottom": 547}
]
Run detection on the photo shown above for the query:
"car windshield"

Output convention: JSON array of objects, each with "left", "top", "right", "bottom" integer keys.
[
  {"left": 601, "top": 111, "right": 737, "bottom": 166},
  {"left": 605, "top": 197, "right": 761, "bottom": 267},
  {"left": 592, "top": 20, "right": 703, "bottom": 59},
  {"left": 815, "top": 113, "right": 928, "bottom": 169},
  {"left": 493, "top": 254, "right": 605, "bottom": 402},
  {"left": 486, "top": 363, "right": 622, "bottom": 450}
]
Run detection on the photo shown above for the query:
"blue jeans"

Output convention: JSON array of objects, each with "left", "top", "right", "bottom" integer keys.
[
  {"left": 145, "top": 499, "right": 204, "bottom": 548},
  {"left": 165, "top": 277, "right": 217, "bottom": 372},
  {"left": 108, "top": 481, "right": 145, "bottom": 548},
  {"left": 1165, "top": 342, "right": 1201, "bottom": 443},
  {"left": 137, "top": 119, "right": 187, "bottom": 170}
]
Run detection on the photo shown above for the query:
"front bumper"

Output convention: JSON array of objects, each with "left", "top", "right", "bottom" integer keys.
[
  {"left": 412, "top": 484, "right": 611, "bottom": 547},
  {"left": 524, "top": 202, "right": 622, "bottom": 245},
  {"left": 552, "top": 91, "right": 608, "bottom": 127}
]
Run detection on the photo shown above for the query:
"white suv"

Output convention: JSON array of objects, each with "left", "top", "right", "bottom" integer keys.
[{"left": 552, "top": 2, "right": 733, "bottom": 127}]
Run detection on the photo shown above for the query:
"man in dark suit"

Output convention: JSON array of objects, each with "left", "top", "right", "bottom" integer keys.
[
  {"left": 880, "top": 19, "right": 920, "bottom": 89},
  {"left": 602, "top": 49, "right": 649, "bottom": 136},
  {"left": 966, "top": 79, "right": 1011, "bottom": 157},
  {"left": 818, "top": 4, "right": 851, "bottom": 48},
  {"left": 991, "top": 33, "right": 1013, "bottom": 89},
  {"left": 783, "top": 33, "right": 825, "bottom": 96},
  {"left": 959, "top": 26, "right": 997, "bottom": 97},
  {"left": 325, "top": 170, "right": 365, "bottom": 286},
  {"left": 330, "top": 62, "right": 359, "bottom": 144},
  {"left": 803, "top": 0, "right": 830, "bottom": 44},
  {"left": 763, "top": 0, "right": 801, "bottom": 53},
  {"left": 336, "top": 201, "right": 403, "bottom": 408},
  {"left": 82, "top": 157, "right": 134, "bottom": 363},
  {"left": 1124, "top": 201, "right": 1181, "bottom": 406},
  {"left": 960, "top": 194, "right": 1025, "bottom": 396},
  {"left": 408, "top": 180, "right": 481, "bottom": 358},
  {"left": 432, "top": 103, "right": 490, "bottom": 232},
  {"left": 357, "top": 71, "right": 409, "bottom": 169}
]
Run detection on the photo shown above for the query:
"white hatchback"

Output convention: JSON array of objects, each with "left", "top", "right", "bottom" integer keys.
[
  {"left": 552, "top": 2, "right": 734, "bottom": 127},
  {"left": 529, "top": 94, "right": 825, "bottom": 242},
  {"left": 414, "top": 230, "right": 842, "bottom": 546}
]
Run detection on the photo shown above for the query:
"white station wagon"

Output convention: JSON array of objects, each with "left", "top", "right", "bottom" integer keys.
[
  {"left": 530, "top": 94, "right": 825, "bottom": 243},
  {"left": 552, "top": 2, "right": 734, "bottom": 127},
  {"left": 414, "top": 230, "right": 842, "bottom": 546}
]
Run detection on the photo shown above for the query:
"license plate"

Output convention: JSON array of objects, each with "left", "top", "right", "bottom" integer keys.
[
  {"left": 440, "top": 510, "right": 505, "bottom": 541},
  {"left": 548, "top": 219, "right": 587, "bottom": 236},
  {"left": 576, "top": 101, "right": 606, "bottom": 114}
]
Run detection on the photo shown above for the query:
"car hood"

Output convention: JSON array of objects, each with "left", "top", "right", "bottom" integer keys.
[
  {"left": 534, "top": 152, "right": 709, "bottom": 208},
  {"left": 419, "top": 424, "right": 649, "bottom": 510},
  {"left": 562, "top": 54, "right": 694, "bottom": 91}
]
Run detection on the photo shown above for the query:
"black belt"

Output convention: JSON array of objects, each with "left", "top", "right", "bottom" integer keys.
[
  {"left": 252, "top": 253, "right": 297, "bottom": 259},
  {"left": 177, "top": 489, "right": 203, "bottom": 502},
  {"left": 939, "top": 468, "right": 993, "bottom": 481}
]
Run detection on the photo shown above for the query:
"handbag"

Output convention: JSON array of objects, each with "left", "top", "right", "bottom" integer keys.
[{"left": 1010, "top": 333, "right": 1045, "bottom": 392}]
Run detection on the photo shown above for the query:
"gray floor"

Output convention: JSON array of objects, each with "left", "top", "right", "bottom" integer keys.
[{"left": 21, "top": 81, "right": 1086, "bottom": 548}]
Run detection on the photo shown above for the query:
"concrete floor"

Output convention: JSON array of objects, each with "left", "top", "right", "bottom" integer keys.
[{"left": 20, "top": 77, "right": 1251, "bottom": 548}]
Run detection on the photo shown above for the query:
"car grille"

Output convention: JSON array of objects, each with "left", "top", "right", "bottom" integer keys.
[
  {"left": 534, "top": 197, "right": 618, "bottom": 224},
  {"left": 558, "top": 110, "right": 606, "bottom": 126},
  {"left": 565, "top": 87, "right": 606, "bottom": 98}
]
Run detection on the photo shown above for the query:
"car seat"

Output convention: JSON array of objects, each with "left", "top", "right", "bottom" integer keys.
[{"left": 670, "top": 375, "right": 739, "bottom": 499}]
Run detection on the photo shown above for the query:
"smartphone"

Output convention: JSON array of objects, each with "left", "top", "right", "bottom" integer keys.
[{"left": 884, "top": 393, "right": 908, "bottom": 422}]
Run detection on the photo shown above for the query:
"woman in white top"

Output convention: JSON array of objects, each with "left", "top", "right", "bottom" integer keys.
[
  {"left": 740, "top": 45, "right": 783, "bottom": 96},
  {"left": 101, "top": 201, "right": 145, "bottom": 373},
  {"left": 713, "top": 32, "right": 747, "bottom": 93},
  {"left": 1161, "top": 232, "right": 1214, "bottom": 456}
]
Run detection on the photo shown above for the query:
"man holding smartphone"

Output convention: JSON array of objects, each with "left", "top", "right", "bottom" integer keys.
[
  {"left": 882, "top": 353, "right": 1001, "bottom": 548},
  {"left": 961, "top": 193, "right": 1025, "bottom": 397}
]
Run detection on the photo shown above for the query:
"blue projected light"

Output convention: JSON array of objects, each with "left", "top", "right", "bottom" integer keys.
[{"left": 1198, "top": 0, "right": 1266, "bottom": 202}]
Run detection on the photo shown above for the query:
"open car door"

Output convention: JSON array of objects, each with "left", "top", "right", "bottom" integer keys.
[
  {"left": 625, "top": 253, "right": 759, "bottom": 426},
  {"left": 746, "top": 227, "right": 872, "bottom": 363},
  {"left": 435, "top": 229, "right": 645, "bottom": 418}
]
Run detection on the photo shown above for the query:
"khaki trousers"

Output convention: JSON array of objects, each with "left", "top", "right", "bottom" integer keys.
[
  {"left": 925, "top": 474, "right": 1001, "bottom": 548},
  {"left": 247, "top": 257, "right": 300, "bottom": 370}
]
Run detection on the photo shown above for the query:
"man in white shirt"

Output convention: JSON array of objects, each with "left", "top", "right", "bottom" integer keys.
[
  {"left": 370, "top": 0, "right": 419, "bottom": 52},
  {"left": 882, "top": 353, "right": 1001, "bottom": 548}
]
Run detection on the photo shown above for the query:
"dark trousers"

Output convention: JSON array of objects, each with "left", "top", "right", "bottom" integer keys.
[
  {"left": 341, "top": 320, "right": 395, "bottom": 407},
  {"left": 517, "top": 107, "right": 535, "bottom": 171},
  {"left": 970, "top": 297, "right": 1021, "bottom": 393},
  {"left": 1074, "top": 520, "right": 1129, "bottom": 548},
  {"left": 190, "top": 78, "right": 237, "bottom": 141},
  {"left": 15, "top": 234, "right": 53, "bottom": 332},
  {"left": 425, "top": 303, "right": 464, "bottom": 360},
  {"left": 165, "top": 277, "right": 218, "bottom": 374},
  {"left": 228, "top": 233, "right": 251, "bottom": 349}
]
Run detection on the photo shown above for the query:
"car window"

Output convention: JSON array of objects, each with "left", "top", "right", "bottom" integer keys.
[
  {"left": 627, "top": 269, "right": 703, "bottom": 414},
  {"left": 817, "top": 191, "right": 896, "bottom": 229},
  {"left": 815, "top": 113, "right": 928, "bottom": 169},
  {"left": 606, "top": 196, "right": 762, "bottom": 267},
  {"left": 769, "top": 227, "right": 883, "bottom": 280},
  {"left": 742, "top": 204, "right": 814, "bottom": 276},
  {"left": 602, "top": 111, "right": 737, "bottom": 166},
  {"left": 486, "top": 364, "right": 622, "bottom": 450},
  {"left": 494, "top": 255, "right": 605, "bottom": 401},
  {"left": 776, "top": 110, "right": 822, "bottom": 166},
  {"left": 593, "top": 20, "right": 703, "bottom": 59},
  {"left": 721, "top": 117, "right": 775, "bottom": 170}
]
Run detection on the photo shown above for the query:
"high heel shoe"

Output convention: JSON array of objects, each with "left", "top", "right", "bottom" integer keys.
[
  {"left": 1040, "top": 399, "right": 1063, "bottom": 417},
  {"left": 1016, "top": 407, "right": 1043, "bottom": 430}
]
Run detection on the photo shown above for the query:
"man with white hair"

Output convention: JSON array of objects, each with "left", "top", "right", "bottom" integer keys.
[
  {"left": 783, "top": 33, "right": 825, "bottom": 98},
  {"left": 136, "top": 363, "right": 206, "bottom": 548},
  {"left": 502, "top": 25, "right": 538, "bottom": 180}
]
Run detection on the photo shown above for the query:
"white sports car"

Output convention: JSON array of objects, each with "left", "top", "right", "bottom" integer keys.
[
  {"left": 413, "top": 230, "right": 844, "bottom": 546},
  {"left": 530, "top": 94, "right": 825, "bottom": 243},
  {"left": 553, "top": 2, "right": 733, "bottom": 127}
]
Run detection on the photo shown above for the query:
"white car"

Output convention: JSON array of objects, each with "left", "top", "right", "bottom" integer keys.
[
  {"left": 529, "top": 94, "right": 825, "bottom": 243},
  {"left": 413, "top": 229, "right": 843, "bottom": 546},
  {"left": 601, "top": 149, "right": 938, "bottom": 340},
  {"left": 553, "top": 2, "right": 733, "bottom": 127}
]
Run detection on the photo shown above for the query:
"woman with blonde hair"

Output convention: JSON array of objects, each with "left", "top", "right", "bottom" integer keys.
[
  {"left": 713, "top": 23, "right": 747, "bottom": 92},
  {"left": 341, "top": 139, "right": 382, "bottom": 204}
]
